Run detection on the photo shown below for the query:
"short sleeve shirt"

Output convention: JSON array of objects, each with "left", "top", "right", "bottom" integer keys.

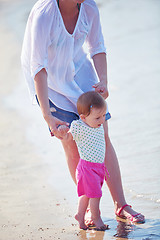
[{"left": 70, "top": 119, "right": 105, "bottom": 163}]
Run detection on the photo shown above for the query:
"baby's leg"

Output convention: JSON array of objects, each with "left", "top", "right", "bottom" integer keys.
[
  {"left": 90, "top": 198, "right": 108, "bottom": 231},
  {"left": 75, "top": 195, "right": 89, "bottom": 230}
]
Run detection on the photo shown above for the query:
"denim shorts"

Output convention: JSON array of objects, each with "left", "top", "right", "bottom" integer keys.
[
  {"left": 48, "top": 100, "right": 111, "bottom": 125},
  {"left": 36, "top": 97, "right": 111, "bottom": 135}
]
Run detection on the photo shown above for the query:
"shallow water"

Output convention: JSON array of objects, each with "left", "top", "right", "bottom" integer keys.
[{"left": 1, "top": 0, "right": 160, "bottom": 238}]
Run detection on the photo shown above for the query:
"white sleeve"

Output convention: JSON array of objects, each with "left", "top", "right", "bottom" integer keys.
[
  {"left": 30, "top": 11, "right": 52, "bottom": 79},
  {"left": 86, "top": 6, "right": 106, "bottom": 58}
]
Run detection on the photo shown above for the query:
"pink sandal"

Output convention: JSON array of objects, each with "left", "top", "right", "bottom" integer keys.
[{"left": 115, "top": 204, "right": 145, "bottom": 224}]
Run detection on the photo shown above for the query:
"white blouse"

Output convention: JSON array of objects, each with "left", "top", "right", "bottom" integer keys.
[{"left": 21, "top": 0, "right": 107, "bottom": 114}]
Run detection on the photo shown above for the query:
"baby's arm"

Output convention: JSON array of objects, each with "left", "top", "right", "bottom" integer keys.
[{"left": 57, "top": 125, "right": 73, "bottom": 140}]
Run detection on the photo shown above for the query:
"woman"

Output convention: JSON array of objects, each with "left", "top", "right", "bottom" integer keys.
[{"left": 21, "top": 0, "right": 145, "bottom": 223}]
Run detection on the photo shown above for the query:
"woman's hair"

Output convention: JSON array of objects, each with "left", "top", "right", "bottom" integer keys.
[{"left": 77, "top": 91, "right": 106, "bottom": 116}]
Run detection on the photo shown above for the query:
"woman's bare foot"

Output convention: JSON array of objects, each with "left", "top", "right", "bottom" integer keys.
[{"left": 75, "top": 213, "right": 88, "bottom": 230}]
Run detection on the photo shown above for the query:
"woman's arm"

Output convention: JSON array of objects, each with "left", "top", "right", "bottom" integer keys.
[
  {"left": 34, "top": 68, "right": 51, "bottom": 119},
  {"left": 34, "top": 68, "right": 69, "bottom": 139},
  {"left": 92, "top": 53, "right": 109, "bottom": 99}
]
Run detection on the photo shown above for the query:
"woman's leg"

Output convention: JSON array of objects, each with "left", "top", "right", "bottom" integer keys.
[
  {"left": 61, "top": 137, "right": 79, "bottom": 184},
  {"left": 103, "top": 121, "right": 145, "bottom": 222},
  {"left": 103, "top": 121, "right": 126, "bottom": 206}
]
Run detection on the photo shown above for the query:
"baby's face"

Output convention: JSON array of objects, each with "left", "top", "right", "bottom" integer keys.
[{"left": 83, "top": 106, "right": 106, "bottom": 128}]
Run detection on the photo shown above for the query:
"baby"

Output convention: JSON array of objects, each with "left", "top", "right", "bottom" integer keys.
[{"left": 58, "top": 91, "right": 109, "bottom": 230}]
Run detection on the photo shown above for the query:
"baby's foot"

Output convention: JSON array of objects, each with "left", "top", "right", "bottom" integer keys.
[
  {"left": 75, "top": 213, "right": 88, "bottom": 230},
  {"left": 93, "top": 216, "right": 109, "bottom": 231}
]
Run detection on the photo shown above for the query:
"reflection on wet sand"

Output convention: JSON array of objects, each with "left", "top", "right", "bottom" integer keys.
[
  {"left": 114, "top": 219, "right": 135, "bottom": 239},
  {"left": 79, "top": 228, "right": 105, "bottom": 240},
  {"left": 77, "top": 217, "right": 152, "bottom": 240},
  {"left": 77, "top": 218, "right": 135, "bottom": 240}
]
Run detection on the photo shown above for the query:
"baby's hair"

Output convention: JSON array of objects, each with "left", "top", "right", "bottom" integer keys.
[{"left": 77, "top": 91, "right": 106, "bottom": 116}]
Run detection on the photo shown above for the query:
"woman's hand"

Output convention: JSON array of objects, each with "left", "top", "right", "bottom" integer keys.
[
  {"left": 44, "top": 114, "right": 69, "bottom": 140},
  {"left": 92, "top": 82, "right": 109, "bottom": 99}
]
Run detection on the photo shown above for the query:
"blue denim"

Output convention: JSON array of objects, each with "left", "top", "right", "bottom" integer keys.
[
  {"left": 36, "top": 96, "right": 111, "bottom": 135},
  {"left": 49, "top": 100, "right": 111, "bottom": 126},
  {"left": 48, "top": 99, "right": 79, "bottom": 126}
]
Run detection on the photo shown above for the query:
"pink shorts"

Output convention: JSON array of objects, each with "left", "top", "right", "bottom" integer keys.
[{"left": 76, "top": 158, "right": 109, "bottom": 198}]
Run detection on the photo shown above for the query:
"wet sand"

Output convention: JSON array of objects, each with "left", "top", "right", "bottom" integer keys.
[{"left": 0, "top": 0, "right": 160, "bottom": 239}]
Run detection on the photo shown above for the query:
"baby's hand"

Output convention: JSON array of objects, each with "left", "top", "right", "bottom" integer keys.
[
  {"left": 57, "top": 125, "right": 70, "bottom": 139},
  {"left": 93, "top": 82, "right": 109, "bottom": 99}
]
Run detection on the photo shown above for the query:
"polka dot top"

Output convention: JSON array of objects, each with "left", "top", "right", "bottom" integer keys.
[{"left": 70, "top": 119, "right": 105, "bottom": 163}]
